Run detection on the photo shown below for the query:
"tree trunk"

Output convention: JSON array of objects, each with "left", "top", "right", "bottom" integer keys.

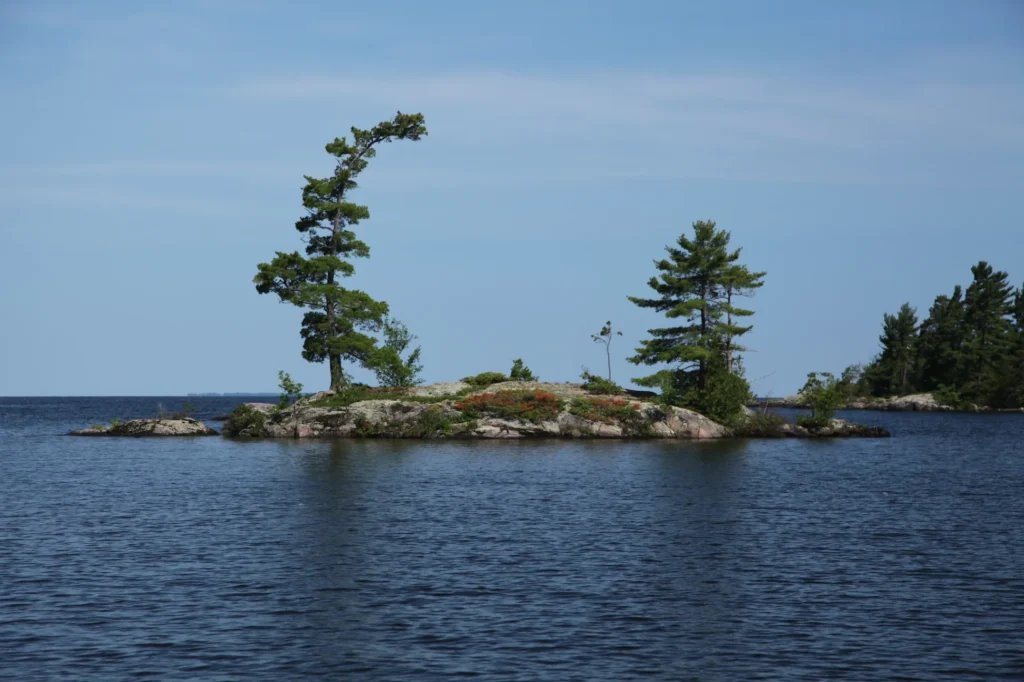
[
  {"left": 327, "top": 191, "right": 344, "bottom": 391},
  {"left": 606, "top": 338, "right": 613, "bottom": 382},
  {"left": 725, "top": 286, "right": 734, "bottom": 374},
  {"left": 329, "top": 354, "right": 344, "bottom": 391},
  {"left": 698, "top": 294, "right": 707, "bottom": 391}
]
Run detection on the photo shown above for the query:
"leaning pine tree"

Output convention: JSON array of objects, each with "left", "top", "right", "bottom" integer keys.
[
  {"left": 627, "top": 220, "right": 764, "bottom": 422},
  {"left": 255, "top": 113, "right": 427, "bottom": 391}
]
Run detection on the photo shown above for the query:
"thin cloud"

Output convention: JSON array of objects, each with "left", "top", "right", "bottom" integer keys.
[{"left": 230, "top": 69, "right": 1024, "bottom": 150}]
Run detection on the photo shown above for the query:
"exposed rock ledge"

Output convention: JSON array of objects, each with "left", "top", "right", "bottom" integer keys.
[
  {"left": 211, "top": 402, "right": 276, "bottom": 421},
  {"left": 229, "top": 382, "right": 888, "bottom": 440},
  {"left": 778, "top": 419, "right": 890, "bottom": 439},
  {"left": 70, "top": 418, "right": 218, "bottom": 437},
  {"left": 752, "top": 392, "right": 957, "bottom": 412},
  {"left": 256, "top": 399, "right": 728, "bottom": 439}
]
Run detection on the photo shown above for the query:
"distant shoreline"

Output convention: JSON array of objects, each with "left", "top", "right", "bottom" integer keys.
[{"left": 751, "top": 392, "right": 1024, "bottom": 414}]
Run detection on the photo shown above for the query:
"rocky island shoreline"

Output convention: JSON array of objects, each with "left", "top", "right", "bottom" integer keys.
[
  {"left": 71, "top": 382, "right": 889, "bottom": 440},
  {"left": 751, "top": 392, "right": 1024, "bottom": 413}
]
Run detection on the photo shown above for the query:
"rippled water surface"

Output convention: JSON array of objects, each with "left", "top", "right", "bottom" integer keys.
[{"left": 1, "top": 397, "right": 1023, "bottom": 680}]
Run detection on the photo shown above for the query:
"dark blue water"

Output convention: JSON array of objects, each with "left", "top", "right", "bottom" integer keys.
[{"left": 2, "top": 398, "right": 1022, "bottom": 681}]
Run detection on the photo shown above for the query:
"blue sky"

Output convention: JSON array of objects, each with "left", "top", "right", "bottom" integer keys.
[{"left": 1, "top": 0, "right": 1022, "bottom": 396}]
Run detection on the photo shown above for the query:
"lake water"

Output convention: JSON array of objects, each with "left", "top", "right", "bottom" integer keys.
[{"left": 2, "top": 397, "right": 1022, "bottom": 681}]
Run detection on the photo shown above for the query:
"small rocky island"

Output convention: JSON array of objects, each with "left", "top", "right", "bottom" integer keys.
[
  {"left": 218, "top": 381, "right": 889, "bottom": 440},
  {"left": 70, "top": 418, "right": 217, "bottom": 437}
]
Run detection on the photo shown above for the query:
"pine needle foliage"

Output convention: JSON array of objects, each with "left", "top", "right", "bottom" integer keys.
[{"left": 254, "top": 113, "right": 427, "bottom": 390}]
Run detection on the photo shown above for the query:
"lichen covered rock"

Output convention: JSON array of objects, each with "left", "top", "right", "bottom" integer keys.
[
  {"left": 878, "top": 393, "right": 952, "bottom": 412},
  {"left": 70, "top": 418, "right": 217, "bottom": 437},
  {"left": 781, "top": 418, "right": 890, "bottom": 438},
  {"left": 251, "top": 391, "right": 731, "bottom": 440}
]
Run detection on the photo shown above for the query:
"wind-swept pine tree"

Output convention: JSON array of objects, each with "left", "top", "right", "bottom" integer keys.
[
  {"left": 254, "top": 113, "right": 427, "bottom": 390},
  {"left": 628, "top": 220, "right": 761, "bottom": 419}
]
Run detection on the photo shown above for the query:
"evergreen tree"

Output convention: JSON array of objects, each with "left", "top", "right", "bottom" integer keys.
[
  {"left": 915, "top": 286, "right": 965, "bottom": 392},
  {"left": 509, "top": 359, "right": 538, "bottom": 382},
  {"left": 368, "top": 318, "right": 424, "bottom": 388},
  {"left": 990, "top": 284, "right": 1024, "bottom": 407},
  {"left": 628, "top": 220, "right": 761, "bottom": 420},
  {"left": 254, "top": 113, "right": 427, "bottom": 390},
  {"left": 961, "top": 261, "right": 1015, "bottom": 399},
  {"left": 866, "top": 303, "right": 918, "bottom": 396},
  {"left": 856, "top": 261, "right": 1020, "bottom": 406},
  {"left": 721, "top": 264, "right": 766, "bottom": 373}
]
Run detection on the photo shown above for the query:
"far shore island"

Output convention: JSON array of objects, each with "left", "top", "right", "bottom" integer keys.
[{"left": 751, "top": 392, "right": 1024, "bottom": 414}]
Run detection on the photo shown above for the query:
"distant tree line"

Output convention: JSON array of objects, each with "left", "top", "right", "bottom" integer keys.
[{"left": 849, "top": 262, "right": 1024, "bottom": 408}]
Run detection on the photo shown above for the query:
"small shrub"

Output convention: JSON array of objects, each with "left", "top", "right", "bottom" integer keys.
[
  {"left": 278, "top": 371, "right": 304, "bottom": 409},
  {"left": 308, "top": 385, "right": 476, "bottom": 408},
  {"left": 352, "top": 415, "right": 384, "bottom": 437},
  {"left": 733, "top": 412, "right": 789, "bottom": 437},
  {"left": 455, "top": 390, "right": 562, "bottom": 422},
  {"left": 934, "top": 385, "right": 970, "bottom": 410},
  {"left": 580, "top": 370, "right": 624, "bottom": 395},
  {"left": 796, "top": 414, "right": 833, "bottom": 430},
  {"left": 162, "top": 400, "right": 195, "bottom": 420},
  {"left": 569, "top": 396, "right": 652, "bottom": 436},
  {"left": 414, "top": 406, "right": 452, "bottom": 437},
  {"left": 685, "top": 370, "right": 752, "bottom": 424},
  {"left": 461, "top": 372, "right": 508, "bottom": 387},
  {"left": 568, "top": 396, "right": 639, "bottom": 423},
  {"left": 309, "top": 386, "right": 405, "bottom": 407},
  {"left": 509, "top": 358, "right": 538, "bottom": 382},
  {"left": 109, "top": 417, "right": 122, "bottom": 428},
  {"left": 223, "top": 404, "right": 268, "bottom": 437},
  {"left": 368, "top": 318, "right": 424, "bottom": 388},
  {"left": 798, "top": 371, "right": 846, "bottom": 425}
]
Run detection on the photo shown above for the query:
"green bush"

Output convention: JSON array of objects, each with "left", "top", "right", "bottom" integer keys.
[
  {"left": 633, "top": 364, "right": 750, "bottom": 424},
  {"left": 569, "top": 396, "right": 653, "bottom": 436},
  {"left": 685, "top": 369, "right": 752, "bottom": 424},
  {"left": 277, "top": 371, "right": 304, "bottom": 409},
  {"left": 223, "top": 404, "right": 268, "bottom": 437},
  {"left": 461, "top": 372, "right": 508, "bottom": 387},
  {"left": 309, "top": 386, "right": 405, "bottom": 407},
  {"left": 164, "top": 400, "right": 197, "bottom": 420},
  {"left": 413, "top": 406, "right": 452, "bottom": 437},
  {"left": 308, "top": 384, "right": 476, "bottom": 408},
  {"left": 732, "top": 411, "right": 789, "bottom": 437},
  {"left": 509, "top": 358, "right": 538, "bottom": 382},
  {"left": 580, "top": 370, "right": 624, "bottom": 395},
  {"left": 368, "top": 318, "right": 424, "bottom": 388},
  {"left": 796, "top": 413, "right": 832, "bottom": 430},
  {"left": 934, "top": 385, "right": 971, "bottom": 410},
  {"left": 797, "top": 371, "right": 846, "bottom": 425}
]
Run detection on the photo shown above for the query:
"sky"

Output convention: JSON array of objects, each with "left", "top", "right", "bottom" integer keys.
[{"left": 1, "top": 0, "right": 1023, "bottom": 397}]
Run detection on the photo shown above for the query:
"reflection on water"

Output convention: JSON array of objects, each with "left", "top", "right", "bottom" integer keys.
[{"left": 1, "top": 398, "right": 1023, "bottom": 680}]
